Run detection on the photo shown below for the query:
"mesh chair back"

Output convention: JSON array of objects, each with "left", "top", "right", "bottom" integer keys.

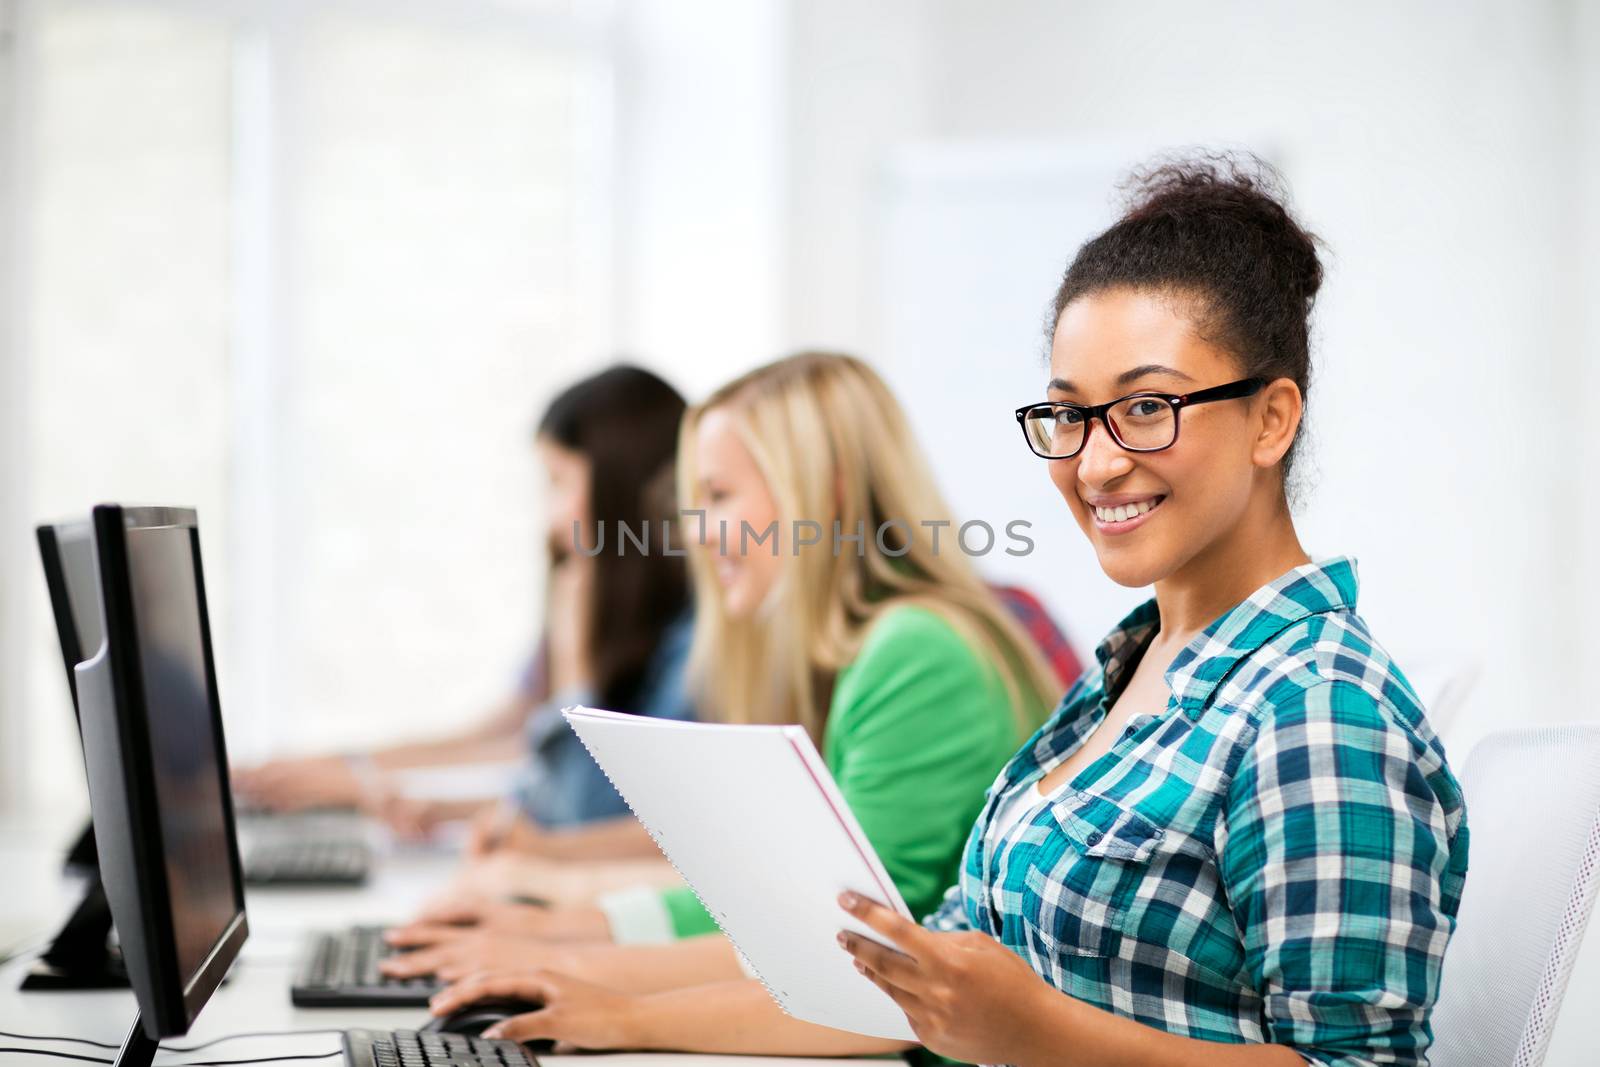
[{"left": 1430, "top": 725, "right": 1600, "bottom": 1067}]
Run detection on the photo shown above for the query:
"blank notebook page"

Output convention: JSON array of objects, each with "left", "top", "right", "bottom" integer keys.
[{"left": 563, "top": 705, "right": 917, "bottom": 1041}]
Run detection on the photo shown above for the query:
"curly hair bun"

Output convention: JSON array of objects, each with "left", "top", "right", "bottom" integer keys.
[{"left": 1051, "top": 150, "right": 1322, "bottom": 479}]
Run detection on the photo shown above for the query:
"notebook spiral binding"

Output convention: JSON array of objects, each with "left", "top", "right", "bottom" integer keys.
[{"left": 561, "top": 708, "right": 799, "bottom": 1018}]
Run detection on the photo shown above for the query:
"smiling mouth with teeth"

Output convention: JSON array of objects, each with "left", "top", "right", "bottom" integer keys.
[{"left": 1092, "top": 496, "right": 1166, "bottom": 524}]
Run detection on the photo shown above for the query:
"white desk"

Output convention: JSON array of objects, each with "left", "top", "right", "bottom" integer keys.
[{"left": 0, "top": 814, "right": 882, "bottom": 1067}]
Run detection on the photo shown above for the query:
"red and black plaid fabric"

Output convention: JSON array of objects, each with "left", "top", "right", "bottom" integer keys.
[{"left": 991, "top": 583, "right": 1083, "bottom": 692}]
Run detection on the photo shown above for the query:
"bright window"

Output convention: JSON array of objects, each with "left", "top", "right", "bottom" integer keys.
[{"left": 6, "top": 0, "right": 614, "bottom": 811}]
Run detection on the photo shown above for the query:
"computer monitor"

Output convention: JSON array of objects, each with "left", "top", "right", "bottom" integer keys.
[
  {"left": 36, "top": 521, "right": 105, "bottom": 875},
  {"left": 31, "top": 520, "right": 371, "bottom": 994},
  {"left": 22, "top": 521, "right": 124, "bottom": 990},
  {"left": 73, "top": 504, "right": 248, "bottom": 1066}
]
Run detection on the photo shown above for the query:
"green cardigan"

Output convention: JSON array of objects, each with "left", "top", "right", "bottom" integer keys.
[{"left": 658, "top": 604, "right": 1033, "bottom": 938}]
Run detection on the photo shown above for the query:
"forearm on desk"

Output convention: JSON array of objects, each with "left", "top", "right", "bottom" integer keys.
[
  {"left": 418, "top": 798, "right": 494, "bottom": 821},
  {"left": 628, "top": 978, "right": 913, "bottom": 1057},
  {"left": 468, "top": 852, "right": 680, "bottom": 905},
  {"left": 370, "top": 697, "right": 531, "bottom": 770},
  {"left": 558, "top": 934, "right": 745, "bottom": 994},
  {"left": 369, "top": 734, "right": 523, "bottom": 770},
  {"left": 528, "top": 815, "right": 660, "bottom": 860}
]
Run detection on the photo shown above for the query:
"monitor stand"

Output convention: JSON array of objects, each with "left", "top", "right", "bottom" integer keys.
[
  {"left": 18, "top": 876, "right": 129, "bottom": 990},
  {"left": 63, "top": 819, "right": 98, "bottom": 874},
  {"left": 111, "top": 1014, "right": 158, "bottom": 1067}
]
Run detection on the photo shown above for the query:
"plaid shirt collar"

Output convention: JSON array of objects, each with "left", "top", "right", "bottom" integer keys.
[{"left": 1092, "top": 555, "right": 1362, "bottom": 721}]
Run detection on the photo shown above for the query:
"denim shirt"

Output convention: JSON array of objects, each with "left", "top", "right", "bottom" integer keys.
[{"left": 511, "top": 610, "right": 695, "bottom": 827}]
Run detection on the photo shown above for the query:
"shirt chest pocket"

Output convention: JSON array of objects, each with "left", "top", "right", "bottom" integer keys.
[{"left": 1020, "top": 791, "right": 1168, "bottom": 960}]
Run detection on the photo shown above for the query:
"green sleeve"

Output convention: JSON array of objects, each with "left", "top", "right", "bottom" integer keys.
[
  {"left": 662, "top": 884, "right": 720, "bottom": 939},
  {"left": 823, "top": 605, "right": 1023, "bottom": 920},
  {"left": 659, "top": 604, "right": 1024, "bottom": 938}
]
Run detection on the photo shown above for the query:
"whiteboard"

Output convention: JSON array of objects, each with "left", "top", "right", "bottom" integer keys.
[{"left": 873, "top": 142, "right": 1152, "bottom": 663}]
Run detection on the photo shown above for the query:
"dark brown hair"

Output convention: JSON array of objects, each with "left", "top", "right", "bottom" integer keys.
[
  {"left": 538, "top": 364, "right": 689, "bottom": 709},
  {"left": 1050, "top": 152, "right": 1323, "bottom": 482}
]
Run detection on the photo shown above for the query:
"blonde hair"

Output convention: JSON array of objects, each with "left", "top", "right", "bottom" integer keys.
[{"left": 677, "top": 352, "right": 1058, "bottom": 742}]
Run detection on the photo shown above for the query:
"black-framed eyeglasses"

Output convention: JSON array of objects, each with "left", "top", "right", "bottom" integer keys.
[{"left": 1013, "top": 377, "right": 1266, "bottom": 460}]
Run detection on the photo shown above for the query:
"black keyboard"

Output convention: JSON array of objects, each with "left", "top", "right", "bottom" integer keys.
[
  {"left": 244, "top": 839, "right": 372, "bottom": 886},
  {"left": 292, "top": 926, "right": 439, "bottom": 1007},
  {"left": 343, "top": 1029, "right": 539, "bottom": 1067}
]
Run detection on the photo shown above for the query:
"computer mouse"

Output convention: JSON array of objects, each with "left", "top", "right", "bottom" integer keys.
[{"left": 423, "top": 996, "right": 552, "bottom": 1048}]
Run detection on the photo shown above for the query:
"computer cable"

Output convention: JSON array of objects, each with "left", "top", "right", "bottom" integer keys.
[
  {"left": 172, "top": 1054, "right": 343, "bottom": 1066},
  {"left": 169, "top": 1030, "right": 345, "bottom": 1053},
  {"left": 0, "top": 1047, "right": 340, "bottom": 1065},
  {"left": 0, "top": 1030, "right": 119, "bottom": 1049},
  {"left": 0, "top": 1029, "right": 343, "bottom": 1052}
]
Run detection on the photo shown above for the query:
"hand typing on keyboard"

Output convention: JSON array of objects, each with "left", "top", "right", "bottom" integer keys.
[
  {"left": 428, "top": 970, "right": 640, "bottom": 1050},
  {"left": 380, "top": 929, "right": 578, "bottom": 983}
]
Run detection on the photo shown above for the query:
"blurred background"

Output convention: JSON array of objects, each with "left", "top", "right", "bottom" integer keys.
[{"left": 1, "top": 0, "right": 1597, "bottom": 863}]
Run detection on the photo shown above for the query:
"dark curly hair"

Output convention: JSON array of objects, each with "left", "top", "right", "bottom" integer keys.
[{"left": 1050, "top": 151, "right": 1323, "bottom": 484}]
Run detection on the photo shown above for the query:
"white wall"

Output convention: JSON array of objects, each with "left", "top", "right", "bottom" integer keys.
[
  {"left": 613, "top": 0, "right": 788, "bottom": 397},
  {"left": 0, "top": 0, "right": 26, "bottom": 812},
  {"left": 872, "top": 145, "right": 1137, "bottom": 646},
  {"left": 1581, "top": 0, "right": 1600, "bottom": 671},
  {"left": 784, "top": 0, "right": 931, "bottom": 353}
]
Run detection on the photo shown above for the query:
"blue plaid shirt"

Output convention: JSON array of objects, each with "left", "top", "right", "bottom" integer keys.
[{"left": 926, "top": 557, "right": 1468, "bottom": 1066}]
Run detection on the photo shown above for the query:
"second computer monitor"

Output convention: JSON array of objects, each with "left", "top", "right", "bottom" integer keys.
[
  {"left": 36, "top": 520, "right": 103, "bottom": 714},
  {"left": 36, "top": 519, "right": 110, "bottom": 875}
]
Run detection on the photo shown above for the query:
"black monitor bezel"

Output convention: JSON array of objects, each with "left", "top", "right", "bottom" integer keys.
[{"left": 78, "top": 503, "right": 248, "bottom": 1036}]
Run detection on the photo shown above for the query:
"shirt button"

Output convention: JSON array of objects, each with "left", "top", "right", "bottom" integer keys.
[{"left": 1085, "top": 831, "right": 1103, "bottom": 846}]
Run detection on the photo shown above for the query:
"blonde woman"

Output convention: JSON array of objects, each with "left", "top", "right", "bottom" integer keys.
[{"left": 385, "top": 355, "right": 1057, "bottom": 1038}]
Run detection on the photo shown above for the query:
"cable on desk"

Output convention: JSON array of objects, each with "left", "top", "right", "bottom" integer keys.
[
  {"left": 167, "top": 1030, "right": 344, "bottom": 1053},
  {"left": 0, "top": 1049, "right": 113, "bottom": 1065},
  {"left": 174, "top": 1053, "right": 342, "bottom": 1065},
  {"left": 0, "top": 1032, "right": 115, "bottom": 1050},
  {"left": 0, "top": 1043, "right": 342, "bottom": 1065},
  {"left": 0, "top": 1029, "right": 343, "bottom": 1052}
]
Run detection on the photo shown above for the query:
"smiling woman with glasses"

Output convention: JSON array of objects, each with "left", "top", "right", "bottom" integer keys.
[{"left": 837, "top": 154, "right": 1470, "bottom": 1067}]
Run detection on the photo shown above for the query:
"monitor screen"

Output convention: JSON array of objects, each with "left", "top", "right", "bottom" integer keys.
[{"left": 124, "top": 524, "right": 240, "bottom": 985}]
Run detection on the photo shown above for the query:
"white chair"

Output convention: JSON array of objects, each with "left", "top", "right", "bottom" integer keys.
[
  {"left": 1397, "top": 652, "right": 1482, "bottom": 745},
  {"left": 1430, "top": 725, "right": 1600, "bottom": 1066}
]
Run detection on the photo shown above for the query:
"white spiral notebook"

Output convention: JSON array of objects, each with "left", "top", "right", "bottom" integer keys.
[{"left": 562, "top": 705, "right": 918, "bottom": 1042}]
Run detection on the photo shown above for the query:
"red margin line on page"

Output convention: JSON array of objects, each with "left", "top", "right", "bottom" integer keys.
[{"left": 785, "top": 734, "right": 899, "bottom": 909}]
